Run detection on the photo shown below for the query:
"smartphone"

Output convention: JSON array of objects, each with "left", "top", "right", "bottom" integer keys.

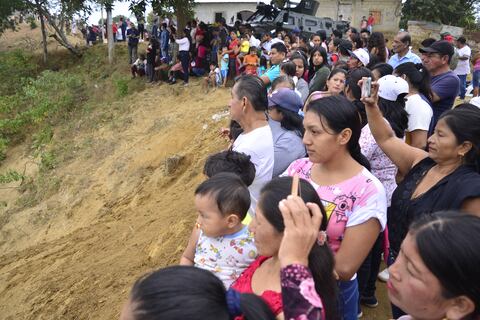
[{"left": 361, "top": 77, "right": 372, "bottom": 98}]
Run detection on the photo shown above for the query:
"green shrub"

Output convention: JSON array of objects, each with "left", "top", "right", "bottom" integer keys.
[
  {"left": 0, "top": 50, "right": 38, "bottom": 95},
  {"left": 0, "top": 170, "right": 25, "bottom": 184},
  {"left": 40, "top": 151, "right": 56, "bottom": 171},
  {"left": 115, "top": 78, "right": 129, "bottom": 97},
  {"left": 26, "top": 16, "right": 37, "bottom": 29}
]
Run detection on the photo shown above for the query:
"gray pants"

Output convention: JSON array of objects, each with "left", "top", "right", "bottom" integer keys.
[{"left": 128, "top": 44, "right": 138, "bottom": 64}]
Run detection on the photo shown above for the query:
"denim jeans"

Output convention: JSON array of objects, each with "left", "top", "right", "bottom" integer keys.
[
  {"left": 338, "top": 279, "right": 359, "bottom": 320},
  {"left": 357, "top": 233, "right": 383, "bottom": 299},
  {"left": 128, "top": 44, "right": 138, "bottom": 65},
  {"left": 178, "top": 51, "right": 190, "bottom": 84},
  {"left": 458, "top": 74, "right": 467, "bottom": 99}
]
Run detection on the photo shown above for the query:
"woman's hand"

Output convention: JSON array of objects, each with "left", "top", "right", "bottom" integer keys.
[
  {"left": 278, "top": 195, "right": 323, "bottom": 267},
  {"left": 358, "top": 79, "right": 379, "bottom": 109}
]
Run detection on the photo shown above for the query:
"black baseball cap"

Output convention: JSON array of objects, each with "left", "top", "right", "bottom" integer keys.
[
  {"left": 338, "top": 39, "right": 353, "bottom": 52},
  {"left": 419, "top": 40, "right": 454, "bottom": 58}
]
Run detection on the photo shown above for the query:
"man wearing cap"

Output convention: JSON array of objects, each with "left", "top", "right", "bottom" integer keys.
[
  {"left": 347, "top": 48, "right": 370, "bottom": 70},
  {"left": 454, "top": 36, "right": 471, "bottom": 100},
  {"left": 388, "top": 31, "right": 422, "bottom": 69},
  {"left": 420, "top": 40, "right": 460, "bottom": 128},
  {"left": 261, "top": 42, "right": 287, "bottom": 87},
  {"left": 267, "top": 88, "right": 306, "bottom": 176}
]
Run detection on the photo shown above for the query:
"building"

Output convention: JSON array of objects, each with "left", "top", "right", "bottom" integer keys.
[
  {"left": 193, "top": 0, "right": 260, "bottom": 25},
  {"left": 315, "top": 0, "right": 402, "bottom": 33},
  {"left": 193, "top": 0, "right": 402, "bottom": 33}
]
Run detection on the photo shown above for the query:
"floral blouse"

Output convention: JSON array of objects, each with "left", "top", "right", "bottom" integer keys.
[{"left": 281, "top": 264, "right": 325, "bottom": 320}]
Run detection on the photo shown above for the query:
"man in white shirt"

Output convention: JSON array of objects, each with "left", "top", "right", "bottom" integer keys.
[{"left": 454, "top": 36, "right": 471, "bottom": 100}]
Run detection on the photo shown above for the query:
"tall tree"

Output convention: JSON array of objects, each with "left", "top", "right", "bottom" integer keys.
[
  {"left": 130, "top": 0, "right": 195, "bottom": 31},
  {"left": 0, "top": 0, "right": 90, "bottom": 56},
  {"left": 401, "top": 0, "right": 479, "bottom": 29}
]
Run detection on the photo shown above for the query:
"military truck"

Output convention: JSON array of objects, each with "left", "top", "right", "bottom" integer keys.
[{"left": 245, "top": 0, "right": 348, "bottom": 38}]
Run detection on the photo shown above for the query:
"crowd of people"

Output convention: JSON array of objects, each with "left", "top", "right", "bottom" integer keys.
[{"left": 118, "top": 16, "right": 480, "bottom": 320}]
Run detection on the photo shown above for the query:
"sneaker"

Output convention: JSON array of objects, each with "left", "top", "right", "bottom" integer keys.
[
  {"left": 378, "top": 268, "right": 389, "bottom": 282},
  {"left": 360, "top": 296, "right": 379, "bottom": 308},
  {"left": 169, "top": 79, "right": 176, "bottom": 85},
  {"left": 183, "top": 82, "right": 189, "bottom": 87},
  {"left": 357, "top": 310, "right": 363, "bottom": 318}
]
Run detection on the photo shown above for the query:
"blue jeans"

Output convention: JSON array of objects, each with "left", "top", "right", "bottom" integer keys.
[
  {"left": 179, "top": 51, "right": 190, "bottom": 84},
  {"left": 472, "top": 70, "right": 480, "bottom": 88},
  {"left": 458, "top": 74, "right": 467, "bottom": 99},
  {"left": 338, "top": 279, "right": 359, "bottom": 320}
]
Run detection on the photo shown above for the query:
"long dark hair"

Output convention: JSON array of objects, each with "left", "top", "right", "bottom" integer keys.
[
  {"left": 129, "top": 266, "right": 275, "bottom": 320},
  {"left": 378, "top": 97, "right": 409, "bottom": 139},
  {"left": 306, "top": 95, "right": 371, "bottom": 170},
  {"left": 367, "top": 32, "right": 387, "bottom": 63},
  {"left": 258, "top": 177, "right": 338, "bottom": 320},
  {"left": 409, "top": 211, "right": 480, "bottom": 319},
  {"left": 290, "top": 52, "right": 308, "bottom": 77},
  {"left": 394, "top": 62, "right": 433, "bottom": 101},
  {"left": 346, "top": 67, "right": 373, "bottom": 127},
  {"left": 440, "top": 105, "right": 480, "bottom": 172},
  {"left": 274, "top": 107, "right": 305, "bottom": 137},
  {"left": 308, "top": 47, "right": 329, "bottom": 82}
]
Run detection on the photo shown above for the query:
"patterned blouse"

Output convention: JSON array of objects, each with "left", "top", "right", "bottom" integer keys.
[{"left": 281, "top": 264, "right": 325, "bottom": 320}]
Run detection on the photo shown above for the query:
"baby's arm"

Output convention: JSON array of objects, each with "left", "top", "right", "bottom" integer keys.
[{"left": 179, "top": 224, "right": 201, "bottom": 265}]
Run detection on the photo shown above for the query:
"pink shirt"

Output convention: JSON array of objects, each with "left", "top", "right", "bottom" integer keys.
[{"left": 284, "top": 158, "right": 387, "bottom": 253}]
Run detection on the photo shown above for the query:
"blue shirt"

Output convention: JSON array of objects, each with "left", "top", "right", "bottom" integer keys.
[
  {"left": 264, "top": 64, "right": 280, "bottom": 89},
  {"left": 431, "top": 71, "right": 459, "bottom": 128},
  {"left": 388, "top": 50, "right": 422, "bottom": 69}
]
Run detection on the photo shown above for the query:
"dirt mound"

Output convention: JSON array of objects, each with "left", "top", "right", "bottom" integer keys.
[{"left": 0, "top": 80, "right": 231, "bottom": 319}]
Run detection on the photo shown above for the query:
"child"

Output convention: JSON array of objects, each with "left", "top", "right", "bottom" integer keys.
[
  {"left": 219, "top": 46, "right": 229, "bottom": 87},
  {"left": 168, "top": 56, "right": 183, "bottom": 84},
  {"left": 258, "top": 55, "right": 267, "bottom": 76},
  {"left": 131, "top": 53, "right": 146, "bottom": 78},
  {"left": 180, "top": 173, "right": 257, "bottom": 288},
  {"left": 203, "top": 62, "right": 221, "bottom": 92},
  {"left": 242, "top": 46, "right": 259, "bottom": 75},
  {"left": 236, "top": 34, "right": 251, "bottom": 72}
]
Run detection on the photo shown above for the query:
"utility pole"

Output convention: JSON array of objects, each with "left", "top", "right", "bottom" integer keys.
[{"left": 106, "top": 3, "right": 114, "bottom": 64}]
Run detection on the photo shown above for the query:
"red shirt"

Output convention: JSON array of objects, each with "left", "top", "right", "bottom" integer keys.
[
  {"left": 228, "top": 39, "right": 239, "bottom": 59},
  {"left": 230, "top": 256, "right": 283, "bottom": 317},
  {"left": 368, "top": 16, "right": 374, "bottom": 26}
]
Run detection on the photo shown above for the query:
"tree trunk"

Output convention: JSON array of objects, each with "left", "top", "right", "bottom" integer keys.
[
  {"left": 38, "top": 9, "right": 48, "bottom": 64},
  {"left": 107, "top": 7, "right": 114, "bottom": 64},
  {"left": 38, "top": 5, "right": 82, "bottom": 57}
]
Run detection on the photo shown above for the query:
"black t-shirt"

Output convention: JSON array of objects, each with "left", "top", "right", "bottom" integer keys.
[{"left": 388, "top": 157, "right": 480, "bottom": 258}]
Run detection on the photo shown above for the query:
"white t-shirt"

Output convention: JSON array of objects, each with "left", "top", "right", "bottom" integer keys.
[
  {"left": 454, "top": 45, "right": 471, "bottom": 75},
  {"left": 405, "top": 94, "right": 433, "bottom": 132},
  {"left": 233, "top": 125, "right": 274, "bottom": 215}
]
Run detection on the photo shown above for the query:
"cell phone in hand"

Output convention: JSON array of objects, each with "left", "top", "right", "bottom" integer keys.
[{"left": 361, "top": 77, "right": 372, "bottom": 98}]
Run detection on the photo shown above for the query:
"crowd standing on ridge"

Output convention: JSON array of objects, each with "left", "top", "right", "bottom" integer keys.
[{"left": 110, "top": 12, "right": 480, "bottom": 320}]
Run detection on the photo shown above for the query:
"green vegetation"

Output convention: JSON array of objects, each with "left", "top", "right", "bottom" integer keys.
[{"left": 0, "top": 43, "right": 147, "bottom": 208}]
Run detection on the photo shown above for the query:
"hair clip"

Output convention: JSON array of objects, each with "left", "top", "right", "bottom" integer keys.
[{"left": 317, "top": 230, "right": 327, "bottom": 246}]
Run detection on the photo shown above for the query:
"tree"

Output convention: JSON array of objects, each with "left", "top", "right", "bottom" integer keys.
[
  {"left": 400, "top": 0, "right": 480, "bottom": 29},
  {"left": 129, "top": 0, "right": 195, "bottom": 31},
  {"left": 0, "top": 0, "right": 90, "bottom": 58}
]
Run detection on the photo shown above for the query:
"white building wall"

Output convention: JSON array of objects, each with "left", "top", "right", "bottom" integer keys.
[{"left": 194, "top": 3, "right": 258, "bottom": 24}]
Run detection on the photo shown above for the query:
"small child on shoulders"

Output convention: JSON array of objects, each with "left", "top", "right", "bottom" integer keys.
[{"left": 180, "top": 172, "right": 257, "bottom": 288}]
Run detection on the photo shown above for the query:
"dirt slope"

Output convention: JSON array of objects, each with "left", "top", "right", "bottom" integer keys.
[{"left": 0, "top": 80, "right": 231, "bottom": 319}]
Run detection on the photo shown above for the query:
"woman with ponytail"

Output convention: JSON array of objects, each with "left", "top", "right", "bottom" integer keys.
[
  {"left": 120, "top": 265, "right": 275, "bottom": 320},
  {"left": 361, "top": 80, "right": 480, "bottom": 318},
  {"left": 394, "top": 62, "right": 434, "bottom": 149},
  {"left": 231, "top": 177, "right": 338, "bottom": 320},
  {"left": 284, "top": 95, "right": 387, "bottom": 320}
]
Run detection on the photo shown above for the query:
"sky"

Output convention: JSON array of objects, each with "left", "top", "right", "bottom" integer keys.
[{"left": 87, "top": 2, "right": 152, "bottom": 25}]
